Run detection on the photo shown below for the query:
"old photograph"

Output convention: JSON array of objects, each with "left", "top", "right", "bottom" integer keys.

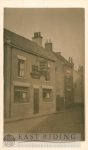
[{"left": 4, "top": 8, "right": 85, "bottom": 142}]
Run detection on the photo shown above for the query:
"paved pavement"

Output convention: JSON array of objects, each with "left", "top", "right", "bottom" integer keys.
[
  {"left": 4, "top": 115, "right": 48, "bottom": 133},
  {"left": 4, "top": 107, "right": 84, "bottom": 140}
]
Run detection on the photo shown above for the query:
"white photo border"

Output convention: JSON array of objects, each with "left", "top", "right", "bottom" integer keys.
[{"left": 0, "top": 0, "right": 88, "bottom": 149}]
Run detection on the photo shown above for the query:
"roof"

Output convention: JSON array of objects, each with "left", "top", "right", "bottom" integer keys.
[
  {"left": 4, "top": 29, "right": 56, "bottom": 62},
  {"left": 53, "top": 52, "right": 74, "bottom": 67}
]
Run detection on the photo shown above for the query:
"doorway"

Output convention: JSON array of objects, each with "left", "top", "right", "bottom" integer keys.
[
  {"left": 56, "top": 95, "right": 64, "bottom": 111},
  {"left": 34, "top": 88, "right": 39, "bottom": 114}
]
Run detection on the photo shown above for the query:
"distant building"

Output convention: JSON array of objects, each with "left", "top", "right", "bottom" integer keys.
[
  {"left": 73, "top": 66, "right": 84, "bottom": 105},
  {"left": 54, "top": 52, "right": 74, "bottom": 110},
  {"left": 4, "top": 29, "right": 56, "bottom": 120}
]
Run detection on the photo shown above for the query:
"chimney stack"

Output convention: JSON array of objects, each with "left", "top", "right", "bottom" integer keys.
[
  {"left": 32, "top": 32, "right": 43, "bottom": 47},
  {"left": 68, "top": 57, "right": 73, "bottom": 64},
  {"left": 45, "top": 40, "right": 53, "bottom": 51}
]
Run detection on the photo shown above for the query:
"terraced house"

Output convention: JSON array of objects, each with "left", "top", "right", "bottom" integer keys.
[
  {"left": 54, "top": 52, "right": 74, "bottom": 110},
  {"left": 4, "top": 29, "right": 56, "bottom": 120}
]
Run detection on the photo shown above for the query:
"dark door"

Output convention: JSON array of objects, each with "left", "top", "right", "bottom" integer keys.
[
  {"left": 56, "top": 95, "right": 64, "bottom": 111},
  {"left": 34, "top": 88, "right": 39, "bottom": 114}
]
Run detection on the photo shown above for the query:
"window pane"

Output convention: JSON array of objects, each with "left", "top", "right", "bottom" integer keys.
[
  {"left": 18, "top": 59, "right": 25, "bottom": 77},
  {"left": 14, "top": 86, "right": 29, "bottom": 103},
  {"left": 43, "top": 89, "right": 52, "bottom": 101}
]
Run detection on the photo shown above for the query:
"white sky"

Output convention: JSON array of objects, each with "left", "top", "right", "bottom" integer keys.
[{"left": 4, "top": 8, "right": 85, "bottom": 69}]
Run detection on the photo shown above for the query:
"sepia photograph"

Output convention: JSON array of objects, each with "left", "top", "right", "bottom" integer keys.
[{"left": 4, "top": 8, "right": 85, "bottom": 143}]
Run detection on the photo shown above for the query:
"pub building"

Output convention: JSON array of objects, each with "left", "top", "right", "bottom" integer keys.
[
  {"left": 4, "top": 29, "right": 76, "bottom": 120},
  {"left": 4, "top": 29, "right": 56, "bottom": 120}
]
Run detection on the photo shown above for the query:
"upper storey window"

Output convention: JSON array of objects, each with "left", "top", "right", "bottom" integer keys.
[{"left": 17, "top": 55, "right": 26, "bottom": 77}]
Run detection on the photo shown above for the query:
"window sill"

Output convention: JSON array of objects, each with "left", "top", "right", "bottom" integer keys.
[{"left": 43, "top": 101, "right": 53, "bottom": 103}]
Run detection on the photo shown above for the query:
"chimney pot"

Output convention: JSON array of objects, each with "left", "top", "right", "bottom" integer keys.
[
  {"left": 71, "top": 57, "right": 73, "bottom": 63},
  {"left": 68, "top": 57, "right": 71, "bottom": 63}
]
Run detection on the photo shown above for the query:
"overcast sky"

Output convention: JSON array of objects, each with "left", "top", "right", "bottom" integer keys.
[{"left": 4, "top": 8, "right": 85, "bottom": 69}]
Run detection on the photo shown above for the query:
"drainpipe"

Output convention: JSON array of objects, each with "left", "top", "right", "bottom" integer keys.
[
  {"left": 6, "top": 43, "right": 13, "bottom": 119},
  {"left": 9, "top": 45, "right": 13, "bottom": 118}
]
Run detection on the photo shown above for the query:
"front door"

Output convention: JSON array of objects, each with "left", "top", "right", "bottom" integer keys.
[
  {"left": 34, "top": 88, "right": 39, "bottom": 114},
  {"left": 56, "top": 95, "right": 64, "bottom": 111}
]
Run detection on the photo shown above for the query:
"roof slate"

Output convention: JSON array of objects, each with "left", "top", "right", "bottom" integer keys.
[
  {"left": 53, "top": 52, "right": 73, "bottom": 67},
  {"left": 4, "top": 29, "right": 56, "bottom": 61}
]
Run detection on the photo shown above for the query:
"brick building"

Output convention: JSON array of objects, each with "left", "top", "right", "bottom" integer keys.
[{"left": 4, "top": 29, "right": 56, "bottom": 120}]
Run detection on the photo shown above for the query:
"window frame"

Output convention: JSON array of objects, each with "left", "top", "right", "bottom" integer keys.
[
  {"left": 14, "top": 86, "right": 29, "bottom": 103},
  {"left": 42, "top": 88, "right": 52, "bottom": 102},
  {"left": 32, "top": 65, "right": 39, "bottom": 73},
  {"left": 17, "top": 55, "right": 26, "bottom": 78}
]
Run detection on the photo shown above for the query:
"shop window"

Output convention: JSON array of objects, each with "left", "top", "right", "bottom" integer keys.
[
  {"left": 14, "top": 86, "right": 29, "bottom": 103},
  {"left": 43, "top": 89, "right": 52, "bottom": 101},
  {"left": 18, "top": 59, "right": 25, "bottom": 77}
]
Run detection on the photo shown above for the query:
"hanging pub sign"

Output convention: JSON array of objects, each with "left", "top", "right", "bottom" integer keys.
[
  {"left": 40, "top": 60, "right": 48, "bottom": 73},
  {"left": 31, "top": 65, "right": 41, "bottom": 79}
]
